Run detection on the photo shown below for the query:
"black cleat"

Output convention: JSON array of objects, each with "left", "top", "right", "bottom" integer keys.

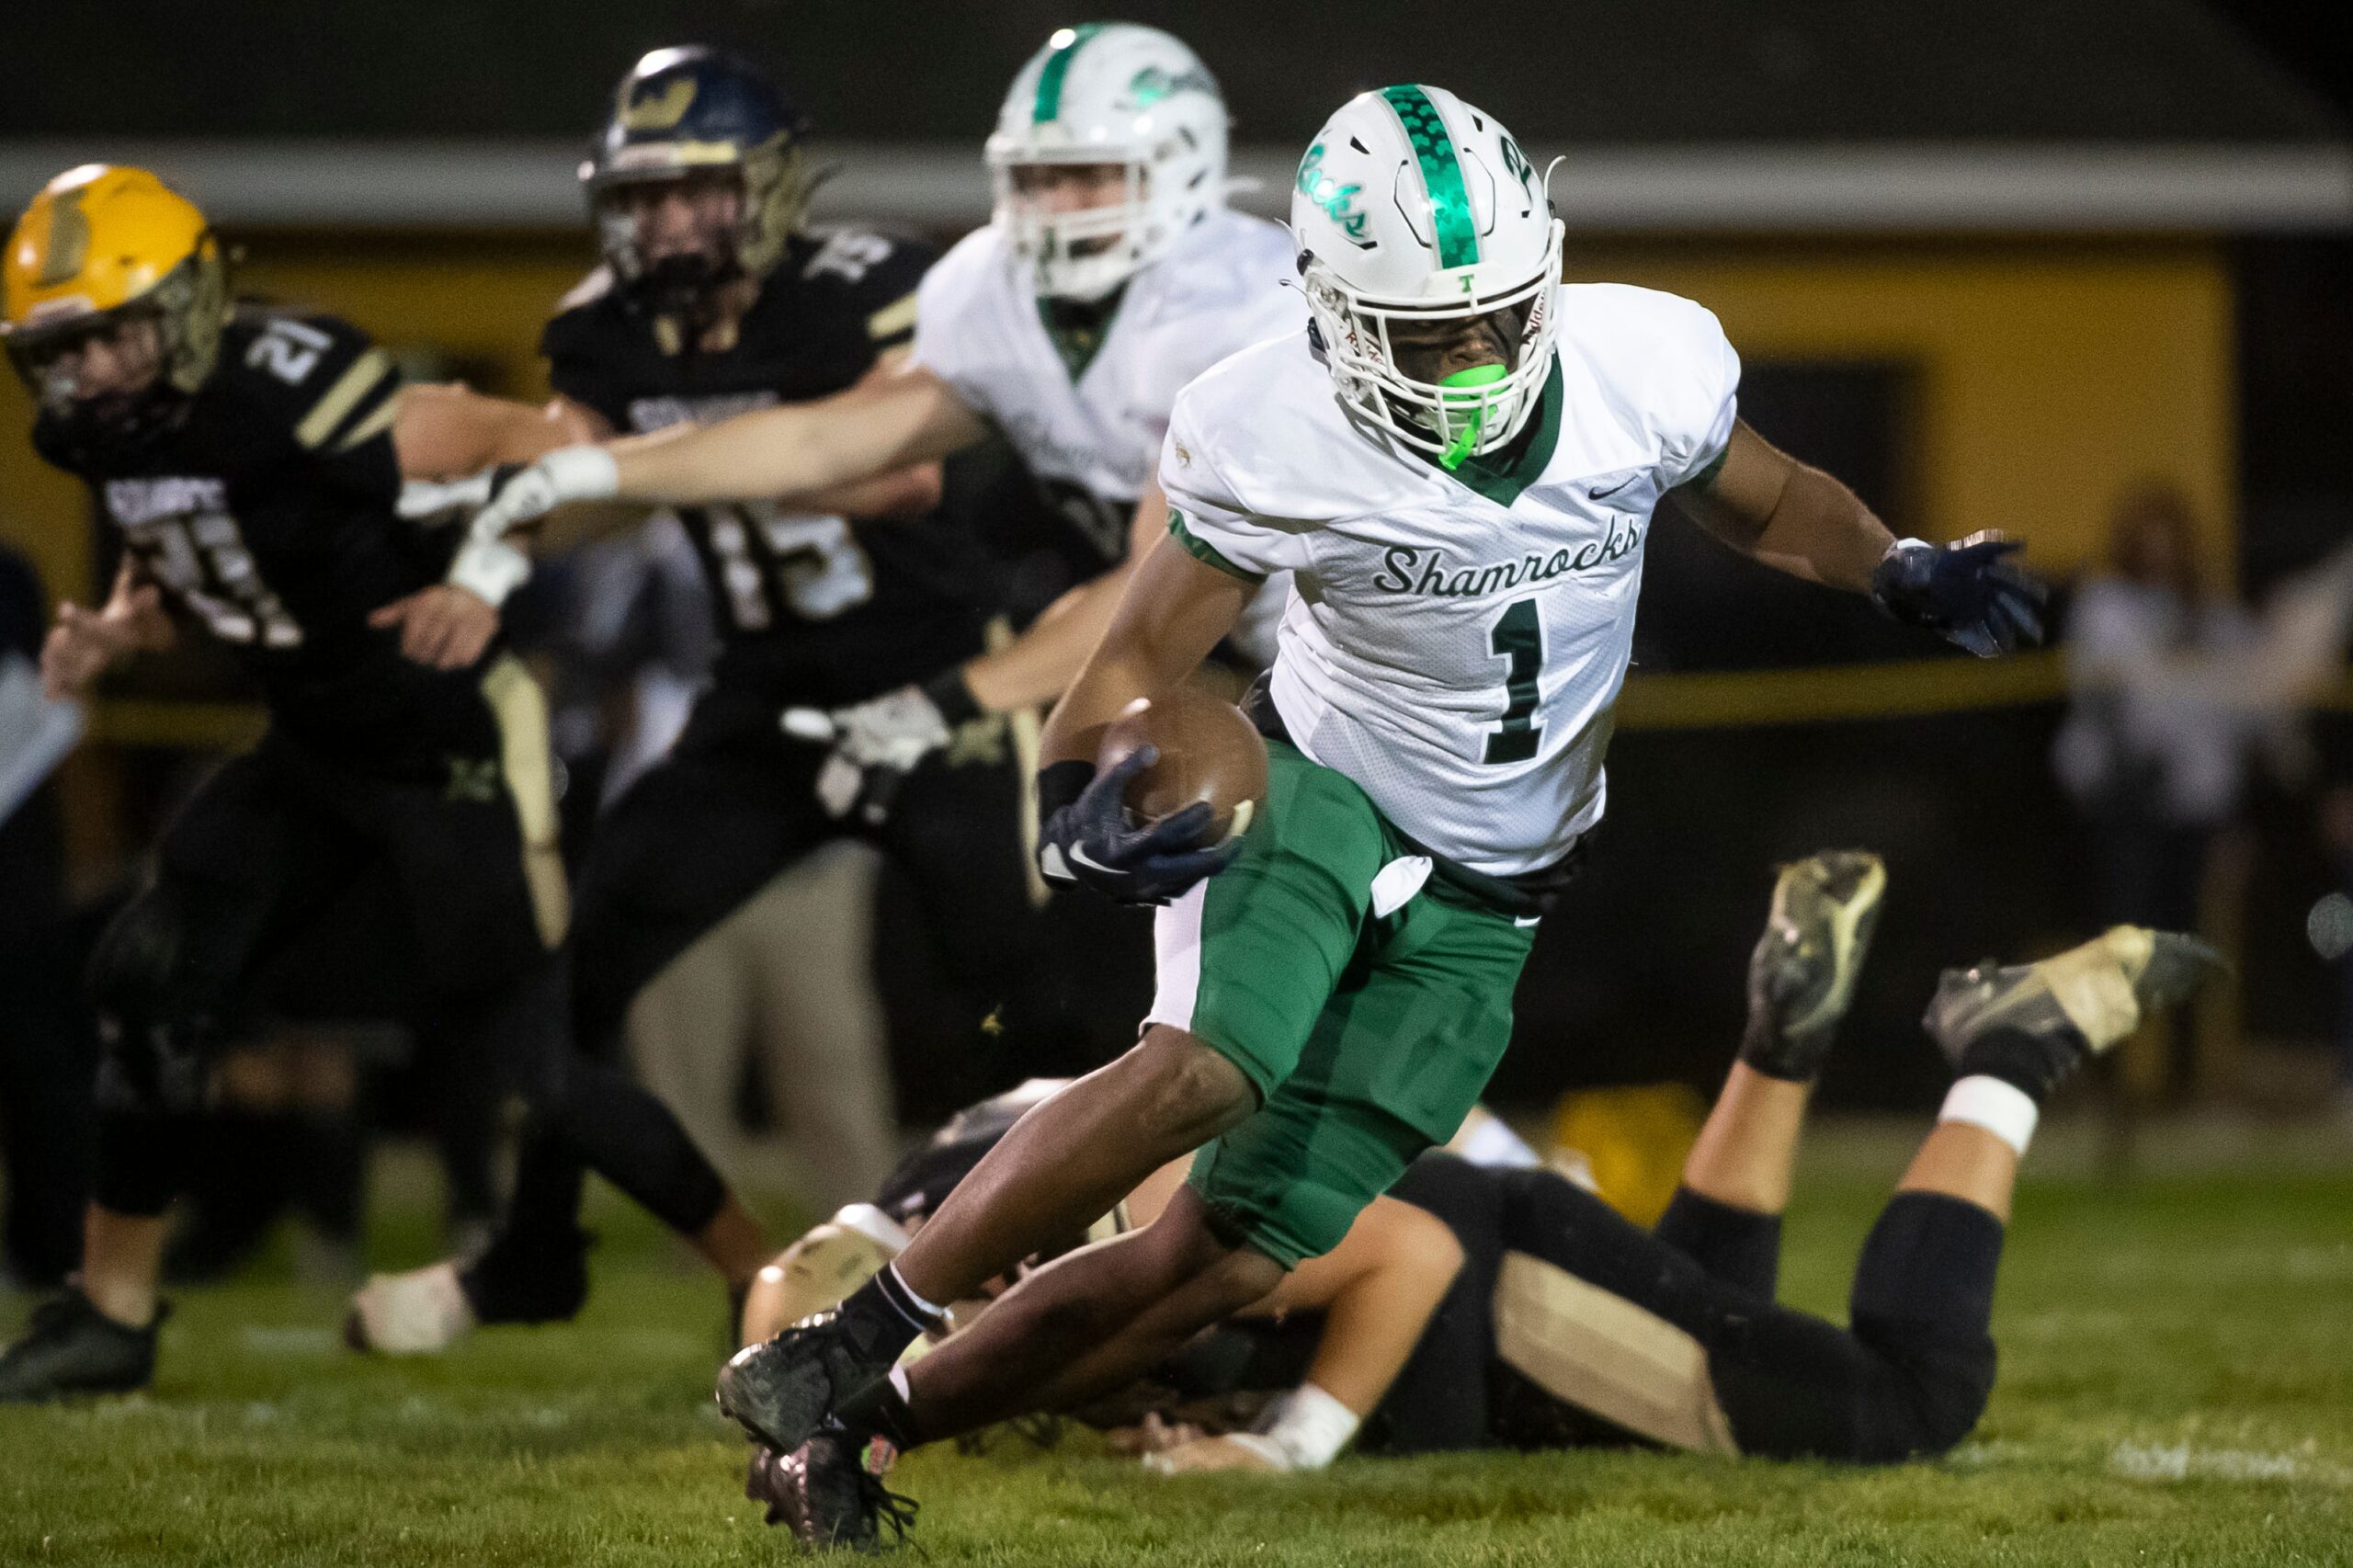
[
  {"left": 1925, "top": 925, "right": 2223, "bottom": 1097},
  {"left": 717, "top": 1312, "right": 890, "bottom": 1455},
  {"left": 746, "top": 1431, "right": 916, "bottom": 1553},
  {"left": 0, "top": 1290, "right": 164, "bottom": 1403},
  {"left": 1740, "top": 850, "right": 1888, "bottom": 1081}
]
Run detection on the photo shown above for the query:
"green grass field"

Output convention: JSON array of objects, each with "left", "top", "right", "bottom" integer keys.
[{"left": 5, "top": 1127, "right": 2350, "bottom": 1566}]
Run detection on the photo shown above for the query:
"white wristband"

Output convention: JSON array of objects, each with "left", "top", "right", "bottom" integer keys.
[
  {"left": 540, "top": 444, "right": 621, "bottom": 504},
  {"left": 1938, "top": 1074, "right": 2040, "bottom": 1157},
  {"left": 447, "top": 536, "right": 531, "bottom": 607},
  {"left": 1251, "top": 1382, "right": 1360, "bottom": 1471}
]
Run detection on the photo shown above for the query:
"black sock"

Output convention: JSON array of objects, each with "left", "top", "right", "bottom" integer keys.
[
  {"left": 832, "top": 1267, "right": 943, "bottom": 1368},
  {"left": 837, "top": 1369, "right": 924, "bottom": 1449},
  {"left": 1654, "top": 1186, "right": 1783, "bottom": 1299},
  {"left": 1955, "top": 1022, "right": 2079, "bottom": 1104}
]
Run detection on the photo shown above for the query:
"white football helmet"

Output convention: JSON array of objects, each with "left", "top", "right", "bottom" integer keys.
[
  {"left": 985, "top": 23, "right": 1229, "bottom": 301},
  {"left": 1290, "top": 85, "right": 1563, "bottom": 466}
]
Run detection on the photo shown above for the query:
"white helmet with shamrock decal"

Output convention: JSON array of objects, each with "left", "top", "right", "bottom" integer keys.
[
  {"left": 1290, "top": 85, "right": 1563, "bottom": 466},
  {"left": 985, "top": 23, "right": 1230, "bottom": 301}
]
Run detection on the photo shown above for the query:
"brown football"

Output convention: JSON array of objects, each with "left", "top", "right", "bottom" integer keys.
[{"left": 1097, "top": 685, "right": 1269, "bottom": 844}]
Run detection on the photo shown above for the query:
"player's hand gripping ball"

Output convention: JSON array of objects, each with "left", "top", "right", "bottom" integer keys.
[{"left": 1039, "top": 687, "right": 1267, "bottom": 906}]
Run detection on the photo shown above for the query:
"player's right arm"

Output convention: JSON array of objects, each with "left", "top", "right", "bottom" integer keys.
[
  {"left": 1144, "top": 1196, "right": 1465, "bottom": 1474},
  {"left": 40, "top": 556, "right": 176, "bottom": 701},
  {"left": 462, "top": 361, "right": 985, "bottom": 539},
  {"left": 1029, "top": 533, "right": 1255, "bottom": 903}
]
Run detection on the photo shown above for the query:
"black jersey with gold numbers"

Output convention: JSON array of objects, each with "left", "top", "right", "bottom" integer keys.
[
  {"left": 540, "top": 227, "right": 995, "bottom": 710},
  {"left": 32, "top": 305, "right": 493, "bottom": 766}
]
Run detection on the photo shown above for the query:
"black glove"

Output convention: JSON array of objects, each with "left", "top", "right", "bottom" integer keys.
[
  {"left": 1037, "top": 748, "right": 1242, "bottom": 906},
  {"left": 1870, "top": 532, "right": 2047, "bottom": 658}
]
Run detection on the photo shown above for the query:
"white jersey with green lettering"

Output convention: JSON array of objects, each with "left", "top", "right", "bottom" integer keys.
[
  {"left": 1162, "top": 282, "right": 1740, "bottom": 875},
  {"left": 912, "top": 207, "right": 1301, "bottom": 570}
]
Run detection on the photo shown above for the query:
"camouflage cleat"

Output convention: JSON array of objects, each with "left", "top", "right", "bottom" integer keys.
[
  {"left": 1925, "top": 926, "right": 2223, "bottom": 1097},
  {"left": 0, "top": 1290, "right": 163, "bottom": 1403},
  {"left": 717, "top": 1312, "right": 890, "bottom": 1455},
  {"left": 1739, "top": 849, "right": 1888, "bottom": 1081},
  {"left": 746, "top": 1431, "right": 917, "bottom": 1553}
]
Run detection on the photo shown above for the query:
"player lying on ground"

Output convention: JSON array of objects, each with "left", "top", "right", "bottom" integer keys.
[
  {"left": 708, "top": 84, "right": 2047, "bottom": 1550},
  {"left": 0, "top": 165, "right": 757, "bottom": 1399},
  {"left": 733, "top": 856, "right": 2216, "bottom": 1523},
  {"left": 347, "top": 45, "right": 979, "bottom": 1355},
  {"left": 404, "top": 23, "right": 1302, "bottom": 823},
  {"left": 1122, "top": 862, "right": 2220, "bottom": 1471}
]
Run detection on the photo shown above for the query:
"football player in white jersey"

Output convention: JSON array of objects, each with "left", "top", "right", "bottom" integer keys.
[
  {"left": 708, "top": 85, "right": 2045, "bottom": 1550},
  {"left": 444, "top": 22, "right": 1301, "bottom": 817}
]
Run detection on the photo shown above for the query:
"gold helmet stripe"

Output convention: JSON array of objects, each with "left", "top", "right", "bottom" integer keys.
[{"left": 33, "top": 186, "right": 92, "bottom": 290}]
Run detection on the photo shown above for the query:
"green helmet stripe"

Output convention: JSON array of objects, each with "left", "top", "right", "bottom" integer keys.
[
  {"left": 1379, "top": 84, "right": 1479, "bottom": 270},
  {"left": 1032, "top": 24, "right": 1106, "bottom": 124}
]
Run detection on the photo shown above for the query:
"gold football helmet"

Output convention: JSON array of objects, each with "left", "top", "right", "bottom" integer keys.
[{"left": 3, "top": 165, "right": 229, "bottom": 437}]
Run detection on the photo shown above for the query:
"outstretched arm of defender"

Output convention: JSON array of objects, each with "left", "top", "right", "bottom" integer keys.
[{"left": 481, "top": 360, "right": 983, "bottom": 528}]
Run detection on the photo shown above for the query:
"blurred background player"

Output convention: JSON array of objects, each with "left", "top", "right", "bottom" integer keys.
[
  {"left": 426, "top": 22, "right": 1302, "bottom": 809},
  {"left": 347, "top": 44, "right": 1009, "bottom": 1352},
  {"left": 0, "top": 164, "right": 612, "bottom": 1398}
]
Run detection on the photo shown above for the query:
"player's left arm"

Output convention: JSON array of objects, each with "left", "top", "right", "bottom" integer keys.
[
  {"left": 1145, "top": 1196, "right": 1464, "bottom": 1474},
  {"left": 1677, "top": 420, "right": 2046, "bottom": 657}
]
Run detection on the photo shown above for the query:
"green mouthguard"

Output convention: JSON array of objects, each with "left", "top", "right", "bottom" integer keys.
[{"left": 1436, "top": 363, "right": 1506, "bottom": 471}]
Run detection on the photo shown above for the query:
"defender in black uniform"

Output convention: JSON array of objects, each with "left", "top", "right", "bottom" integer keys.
[
  {"left": 0, "top": 162, "right": 697, "bottom": 1399},
  {"left": 349, "top": 48, "right": 1059, "bottom": 1350},
  {"left": 736, "top": 860, "right": 2219, "bottom": 1542}
]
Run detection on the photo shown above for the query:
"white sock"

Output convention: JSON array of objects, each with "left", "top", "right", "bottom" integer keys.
[{"left": 1938, "top": 1074, "right": 2040, "bottom": 1157}]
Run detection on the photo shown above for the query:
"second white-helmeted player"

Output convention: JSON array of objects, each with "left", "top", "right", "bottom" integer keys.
[
  {"left": 451, "top": 22, "right": 1301, "bottom": 816},
  {"left": 699, "top": 84, "right": 2048, "bottom": 1550}
]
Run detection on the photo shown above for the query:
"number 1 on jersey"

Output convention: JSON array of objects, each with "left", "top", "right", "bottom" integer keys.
[{"left": 1483, "top": 597, "right": 1542, "bottom": 764}]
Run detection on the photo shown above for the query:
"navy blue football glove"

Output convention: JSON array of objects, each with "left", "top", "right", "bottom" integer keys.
[
  {"left": 1037, "top": 748, "right": 1241, "bottom": 907},
  {"left": 1870, "top": 532, "right": 2048, "bottom": 658}
]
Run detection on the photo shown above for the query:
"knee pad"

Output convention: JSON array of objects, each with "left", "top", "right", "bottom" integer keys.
[
  {"left": 1850, "top": 1318, "right": 1997, "bottom": 1460},
  {"left": 87, "top": 887, "right": 195, "bottom": 1027},
  {"left": 87, "top": 889, "right": 214, "bottom": 1117}
]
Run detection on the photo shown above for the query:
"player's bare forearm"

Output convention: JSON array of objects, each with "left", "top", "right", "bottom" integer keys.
[
  {"left": 973, "top": 479, "right": 1169, "bottom": 713},
  {"left": 606, "top": 364, "right": 984, "bottom": 506},
  {"left": 391, "top": 382, "right": 600, "bottom": 481},
  {"left": 806, "top": 460, "right": 944, "bottom": 522},
  {"left": 1039, "top": 537, "right": 1249, "bottom": 765},
  {"left": 1676, "top": 419, "right": 1893, "bottom": 594},
  {"left": 966, "top": 562, "right": 1133, "bottom": 712},
  {"left": 1242, "top": 1198, "right": 1462, "bottom": 1417}
]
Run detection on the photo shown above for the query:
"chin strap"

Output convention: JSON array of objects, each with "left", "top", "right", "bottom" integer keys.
[{"left": 1436, "top": 363, "right": 1507, "bottom": 471}]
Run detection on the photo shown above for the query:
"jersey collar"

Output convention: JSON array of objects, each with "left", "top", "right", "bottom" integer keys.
[{"left": 1036, "top": 285, "right": 1127, "bottom": 381}]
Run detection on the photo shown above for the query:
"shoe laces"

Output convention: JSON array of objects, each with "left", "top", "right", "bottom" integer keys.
[{"left": 854, "top": 1437, "right": 919, "bottom": 1545}]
